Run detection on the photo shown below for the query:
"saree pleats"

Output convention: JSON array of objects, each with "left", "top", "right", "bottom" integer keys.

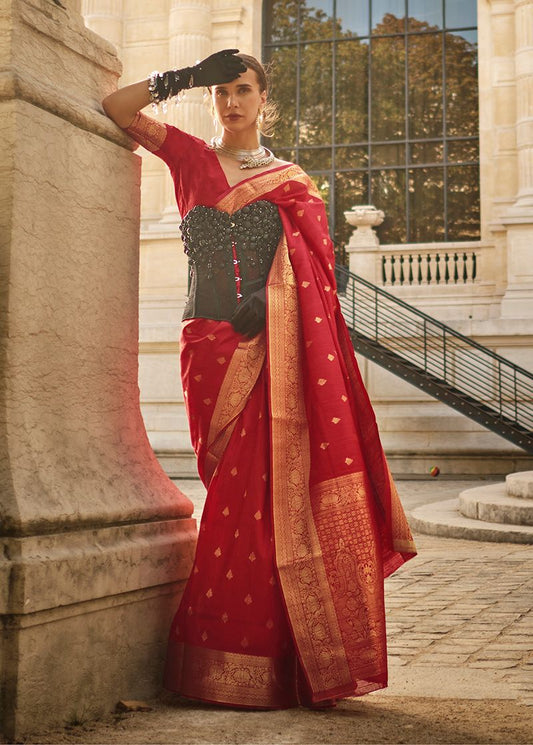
[
  {"left": 164, "top": 319, "right": 299, "bottom": 708},
  {"left": 164, "top": 167, "right": 417, "bottom": 708}
]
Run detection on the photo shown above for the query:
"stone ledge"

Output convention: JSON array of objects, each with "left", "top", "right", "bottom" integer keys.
[
  {"left": 0, "top": 518, "right": 197, "bottom": 614},
  {"left": 458, "top": 483, "right": 533, "bottom": 525},
  {"left": 156, "top": 450, "right": 199, "bottom": 478},
  {"left": 16, "top": 0, "right": 120, "bottom": 69},
  {"left": 506, "top": 471, "right": 533, "bottom": 499},
  {"left": 409, "top": 498, "right": 533, "bottom": 544},
  {"left": 0, "top": 72, "right": 134, "bottom": 149},
  {"left": 384, "top": 452, "right": 533, "bottom": 476}
]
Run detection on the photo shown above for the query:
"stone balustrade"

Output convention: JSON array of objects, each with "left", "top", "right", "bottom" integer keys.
[{"left": 380, "top": 247, "right": 478, "bottom": 287}]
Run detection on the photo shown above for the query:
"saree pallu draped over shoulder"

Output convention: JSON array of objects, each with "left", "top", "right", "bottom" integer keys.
[{"left": 163, "top": 164, "right": 417, "bottom": 708}]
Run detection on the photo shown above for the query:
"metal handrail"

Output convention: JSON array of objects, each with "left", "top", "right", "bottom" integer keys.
[{"left": 336, "top": 266, "right": 533, "bottom": 440}]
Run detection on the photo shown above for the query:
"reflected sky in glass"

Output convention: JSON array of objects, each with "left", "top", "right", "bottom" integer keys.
[
  {"left": 451, "top": 29, "right": 477, "bottom": 46},
  {"left": 372, "top": 0, "right": 405, "bottom": 28},
  {"left": 446, "top": 0, "right": 477, "bottom": 28},
  {"left": 336, "top": 0, "right": 369, "bottom": 37},
  {"left": 408, "top": 0, "right": 443, "bottom": 28},
  {"left": 303, "top": 0, "right": 333, "bottom": 18}
]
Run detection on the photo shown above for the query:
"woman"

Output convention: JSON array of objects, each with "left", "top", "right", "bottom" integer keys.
[{"left": 103, "top": 50, "right": 417, "bottom": 710}]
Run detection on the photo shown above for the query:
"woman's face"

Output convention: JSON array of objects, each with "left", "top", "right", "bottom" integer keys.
[{"left": 212, "top": 67, "right": 266, "bottom": 136}]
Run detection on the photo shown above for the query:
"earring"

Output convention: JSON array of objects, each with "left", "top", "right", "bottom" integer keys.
[
  {"left": 213, "top": 115, "right": 219, "bottom": 134},
  {"left": 257, "top": 109, "right": 264, "bottom": 130}
]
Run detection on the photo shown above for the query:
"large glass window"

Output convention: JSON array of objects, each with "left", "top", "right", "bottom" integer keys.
[{"left": 263, "top": 0, "right": 479, "bottom": 251}]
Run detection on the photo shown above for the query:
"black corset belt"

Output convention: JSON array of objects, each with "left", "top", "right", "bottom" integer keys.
[{"left": 180, "top": 200, "right": 283, "bottom": 322}]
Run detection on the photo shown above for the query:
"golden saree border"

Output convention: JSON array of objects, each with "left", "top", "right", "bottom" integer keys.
[
  {"left": 165, "top": 641, "right": 298, "bottom": 709},
  {"left": 122, "top": 111, "right": 167, "bottom": 152},
  {"left": 387, "top": 466, "right": 417, "bottom": 553},
  {"left": 216, "top": 165, "right": 311, "bottom": 213},
  {"left": 335, "top": 314, "right": 417, "bottom": 561},
  {"left": 267, "top": 237, "right": 352, "bottom": 696},
  {"left": 310, "top": 472, "right": 388, "bottom": 682},
  {"left": 204, "top": 332, "right": 266, "bottom": 484}
]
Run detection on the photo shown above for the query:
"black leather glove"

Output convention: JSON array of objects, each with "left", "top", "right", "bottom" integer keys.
[
  {"left": 230, "top": 287, "right": 266, "bottom": 338},
  {"left": 150, "top": 50, "right": 247, "bottom": 102}
]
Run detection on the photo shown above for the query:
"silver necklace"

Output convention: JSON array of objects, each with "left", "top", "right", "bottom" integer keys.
[{"left": 210, "top": 137, "right": 275, "bottom": 170}]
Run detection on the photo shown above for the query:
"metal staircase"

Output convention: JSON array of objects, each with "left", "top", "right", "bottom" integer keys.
[{"left": 336, "top": 266, "right": 533, "bottom": 454}]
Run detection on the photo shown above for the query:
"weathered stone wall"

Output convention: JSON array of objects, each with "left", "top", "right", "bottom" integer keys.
[{"left": 0, "top": 0, "right": 196, "bottom": 739}]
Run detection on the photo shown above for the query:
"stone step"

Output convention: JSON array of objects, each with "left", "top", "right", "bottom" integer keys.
[
  {"left": 506, "top": 471, "right": 533, "bottom": 499},
  {"left": 409, "top": 498, "right": 533, "bottom": 544},
  {"left": 458, "top": 483, "right": 533, "bottom": 526}
]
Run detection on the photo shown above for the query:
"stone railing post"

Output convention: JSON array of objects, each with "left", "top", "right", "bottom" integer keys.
[
  {"left": 0, "top": 1, "right": 196, "bottom": 739},
  {"left": 344, "top": 205, "right": 385, "bottom": 284}
]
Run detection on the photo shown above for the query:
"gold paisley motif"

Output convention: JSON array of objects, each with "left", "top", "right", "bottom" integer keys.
[{"left": 311, "top": 473, "right": 388, "bottom": 681}]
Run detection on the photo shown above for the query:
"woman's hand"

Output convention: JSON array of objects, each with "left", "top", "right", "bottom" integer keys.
[
  {"left": 190, "top": 50, "right": 246, "bottom": 88},
  {"left": 231, "top": 287, "right": 266, "bottom": 338}
]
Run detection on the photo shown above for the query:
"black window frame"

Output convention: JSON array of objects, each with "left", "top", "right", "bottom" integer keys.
[{"left": 262, "top": 0, "right": 480, "bottom": 250}]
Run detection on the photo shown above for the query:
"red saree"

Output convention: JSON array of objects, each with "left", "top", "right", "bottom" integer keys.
[
  {"left": 123, "top": 112, "right": 417, "bottom": 707},
  {"left": 162, "top": 165, "right": 417, "bottom": 708}
]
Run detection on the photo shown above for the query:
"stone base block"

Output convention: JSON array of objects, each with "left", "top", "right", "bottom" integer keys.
[
  {"left": 4, "top": 584, "right": 181, "bottom": 738},
  {"left": 458, "top": 483, "right": 533, "bottom": 525},
  {"left": 1, "top": 518, "right": 196, "bottom": 741}
]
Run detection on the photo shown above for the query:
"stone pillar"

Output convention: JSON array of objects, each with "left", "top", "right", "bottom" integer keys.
[
  {"left": 82, "top": 0, "right": 124, "bottom": 58},
  {"left": 0, "top": 1, "right": 196, "bottom": 739},
  {"left": 344, "top": 205, "right": 384, "bottom": 284},
  {"left": 212, "top": 5, "right": 247, "bottom": 51},
  {"left": 159, "top": 0, "right": 212, "bottom": 223},
  {"left": 500, "top": 0, "right": 533, "bottom": 317},
  {"left": 168, "top": 0, "right": 212, "bottom": 154},
  {"left": 513, "top": 0, "right": 533, "bottom": 209}
]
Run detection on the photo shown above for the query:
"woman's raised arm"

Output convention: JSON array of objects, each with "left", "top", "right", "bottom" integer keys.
[
  {"left": 102, "top": 51, "right": 246, "bottom": 129},
  {"left": 102, "top": 80, "right": 152, "bottom": 128}
]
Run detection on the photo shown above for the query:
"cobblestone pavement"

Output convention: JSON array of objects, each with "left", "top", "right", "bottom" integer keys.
[
  {"left": 175, "top": 477, "right": 533, "bottom": 706},
  {"left": 384, "top": 532, "right": 532, "bottom": 705}
]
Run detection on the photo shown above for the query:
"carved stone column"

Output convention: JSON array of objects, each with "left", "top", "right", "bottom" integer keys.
[
  {"left": 169, "top": 0, "right": 212, "bottom": 142},
  {"left": 0, "top": 1, "right": 195, "bottom": 739},
  {"left": 500, "top": 0, "right": 533, "bottom": 317},
  {"left": 82, "top": 0, "right": 124, "bottom": 58},
  {"left": 162, "top": 0, "right": 212, "bottom": 227},
  {"left": 344, "top": 205, "right": 384, "bottom": 284}
]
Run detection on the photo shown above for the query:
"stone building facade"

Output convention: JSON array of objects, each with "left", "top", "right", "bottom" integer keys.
[{"left": 83, "top": 0, "right": 533, "bottom": 476}]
